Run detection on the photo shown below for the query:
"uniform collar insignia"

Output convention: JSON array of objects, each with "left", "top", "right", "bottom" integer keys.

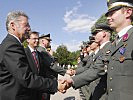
[{"left": 122, "top": 33, "right": 128, "bottom": 42}]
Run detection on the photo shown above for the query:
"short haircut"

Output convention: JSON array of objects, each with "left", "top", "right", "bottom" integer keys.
[
  {"left": 26, "top": 31, "right": 39, "bottom": 39},
  {"left": 6, "top": 11, "right": 29, "bottom": 31}
]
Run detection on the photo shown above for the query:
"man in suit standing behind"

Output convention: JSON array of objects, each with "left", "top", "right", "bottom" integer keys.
[
  {"left": 37, "top": 33, "right": 73, "bottom": 100},
  {"left": 37, "top": 34, "right": 67, "bottom": 77},
  {"left": 24, "top": 31, "right": 47, "bottom": 100},
  {"left": 0, "top": 11, "right": 67, "bottom": 100}
]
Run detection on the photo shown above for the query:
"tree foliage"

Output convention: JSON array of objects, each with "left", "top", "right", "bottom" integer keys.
[
  {"left": 22, "top": 40, "right": 28, "bottom": 48},
  {"left": 53, "top": 44, "right": 80, "bottom": 66},
  {"left": 91, "top": 14, "right": 116, "bottom": 41}
]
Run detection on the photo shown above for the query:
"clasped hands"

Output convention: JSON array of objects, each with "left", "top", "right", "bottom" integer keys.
[{"left": 58, "top": 75, "right": 74, "bottom": 93}]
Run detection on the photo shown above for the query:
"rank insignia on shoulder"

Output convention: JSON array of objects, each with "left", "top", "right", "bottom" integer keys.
[
  {"left": 106, "top": 50, "right": 111, "bottom": 54},
  {"left": 119, "top": 56, "right": 125, "bottom": 63}
]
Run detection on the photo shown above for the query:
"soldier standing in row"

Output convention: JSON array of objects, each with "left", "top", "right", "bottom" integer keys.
[{"left": 105, "top": 0, "right": 133, "bottom": 99}]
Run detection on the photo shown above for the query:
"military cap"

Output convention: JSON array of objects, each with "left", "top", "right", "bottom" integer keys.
[
  {"left": 88, "top": 36, "right": 95, "bottom": 44},
  {"left": 105, "top": 0, "right": 133, "bottom": 16},
  {"left": 39, "top": 33, "right": 52, "bottom": 41},
  {"left": 91, "top": 23, "right": 113, "bottom": 35}
]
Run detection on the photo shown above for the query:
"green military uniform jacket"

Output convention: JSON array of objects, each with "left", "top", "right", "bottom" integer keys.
[
  {"left": 72, "top": 42, "right": 112, "bottom": 100},
  {"left": 107, "top": 27, "right": 133, "bottom": 100}
]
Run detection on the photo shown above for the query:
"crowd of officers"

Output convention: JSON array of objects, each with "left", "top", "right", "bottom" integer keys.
[
  {"left": 63, "top": 0, "right": 133, "bottom": 100},
  {"left": 75, "top": 23, "right": 113, "bottom": 100}
]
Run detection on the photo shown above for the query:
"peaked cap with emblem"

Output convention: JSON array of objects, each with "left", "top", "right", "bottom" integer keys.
[
  {"left": 39, "top": 33, "right": 52, "bottom": 41},
  {"left": 105, "top": 0, "right": 133, "bottom": 16},
  {"left": 88, "top": 36, "right": 95, "bottom": 44},
  {"left": 91, "top": 23, "right": 113, "bottom": 35}
]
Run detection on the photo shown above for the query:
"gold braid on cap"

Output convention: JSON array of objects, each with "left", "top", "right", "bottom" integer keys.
[{"left": 108, "top": 2, "right": 133, "bottom": 10}]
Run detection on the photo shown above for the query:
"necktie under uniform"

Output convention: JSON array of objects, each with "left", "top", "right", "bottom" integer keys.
[{"left": 115, "top": 35, "right": 121, "bottom": 45}]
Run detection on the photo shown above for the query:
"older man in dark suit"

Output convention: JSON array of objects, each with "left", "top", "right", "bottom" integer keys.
[{"left": 0, "top": 11, "right": 66, "bottom": 100}]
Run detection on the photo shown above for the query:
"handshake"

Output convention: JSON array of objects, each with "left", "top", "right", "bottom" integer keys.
[{"left": 58, "top": 69, "right": 75, "bottom": 93}]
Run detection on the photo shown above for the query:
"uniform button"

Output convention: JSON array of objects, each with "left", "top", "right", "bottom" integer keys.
[
  {"left": 109, "top": 77, "right": 113, "bottom": 80},
  {"left": 111, "top": 67, "right": 114, "bottom": 70},
  {"left": 110, "top": 88, "right": 113, "bottom": 92},
  {"left": 104, "top": 58, "right": 107, "bottom": 61}
]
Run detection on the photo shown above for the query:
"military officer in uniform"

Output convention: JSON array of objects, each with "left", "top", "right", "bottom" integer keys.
[
  {"left": 88, "top": 23, "right": 112, "bottom": 100},
  {"left": 76, "top": 36, "right": 99, "bottom": 100},
  {"left": 75, "top": 36, "right": 99, "bottom": 75},
  {"left": 37, "top": 33, "right": 73, "bottom": 100},
  {"left": 64, "top": 23, "right": 113, "bottom": 100},
  {"left": 105, "top": 0, "right": 133, "bottom": 100}
]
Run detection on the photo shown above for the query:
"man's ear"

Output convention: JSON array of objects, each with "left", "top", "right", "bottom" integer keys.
[
  {"left": 103, "top": 31, "right": 106, "bottom": 38},
  {"left": 10, "top": 21, "right": 16, "bottom": 31},
  {"left": 26, "top": 39, "right": 30, "bottom": 43},
  {"left": 125, "top": 8, "right": 133, "bottom": 19}
]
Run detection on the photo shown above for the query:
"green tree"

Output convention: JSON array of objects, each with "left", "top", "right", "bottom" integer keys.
[
  {"left": 53, "top": 45, "right": 70, "bottom": 66},
  {"left": 22, "top": 40, "right": 28, "bottom": 48},
  {"left": 53, "top": 45, "right": 80, "bottom": 67},
  {"left": 68, "top": 51, "right": 80, "bottom": 65},
  {"left": 91, "top": 14, "right": 116, "bottom": 41},
  {"left": 91, "top": 14, "right": 107, "bottom": 33}
]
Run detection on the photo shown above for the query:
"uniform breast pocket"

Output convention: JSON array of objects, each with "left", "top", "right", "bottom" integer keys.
[
  {"left": 124, "top": 52, "right": 133, "bottom": 60},
  {"left": 121, "top": 52, "right": 133, "bottom": 75}
]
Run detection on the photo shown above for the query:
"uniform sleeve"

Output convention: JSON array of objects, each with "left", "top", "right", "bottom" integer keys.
[{"left": 72, "top": 56, "right": 106, "bottom": 89}]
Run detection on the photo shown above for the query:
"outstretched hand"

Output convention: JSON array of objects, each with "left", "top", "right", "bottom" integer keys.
[
  {"left": 58, "top": 79, "right": 67, "bottom": 93},
  {"left": 66, "top": 69, "right": 76, "bottom": 76},
  {"left": 58, "top": 75, "right": 74, "bottom": 93}
]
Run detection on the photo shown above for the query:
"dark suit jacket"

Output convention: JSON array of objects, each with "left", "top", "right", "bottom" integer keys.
[
  {"left": 107, "top": 27, "right": 133, "bottom": 100},
  {"left": 24, "top": 47, "right": 47, "bottom": 100},
  {"left": 37, "top": 46, "right": 66, "bottom": 79},
  {"left": 0, "top": 34, "right": 57, "bottom": 100}
]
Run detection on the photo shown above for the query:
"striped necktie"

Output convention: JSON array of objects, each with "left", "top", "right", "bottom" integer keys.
[{"left": 32, "top": 51, "right": 39, "bottom": 70}]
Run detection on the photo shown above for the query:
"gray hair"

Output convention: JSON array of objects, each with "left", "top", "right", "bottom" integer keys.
[{"left": 6, "top": 11, "right": 29, "bottom": 31}]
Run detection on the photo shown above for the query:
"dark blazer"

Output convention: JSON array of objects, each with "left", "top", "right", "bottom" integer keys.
[
  {"left": 24, "top": 47, "right": 47, "bottom": 76},
  {"left": 107, "top": 27, "right": 133, "bottom": 100},
  {"left": 37, "top": 46, "right": 66, "bottom": 79},
  {"left": 24, "top": 47, "right": 46, "bottom": 100},
  {"left": 0, "top": 34, "right": 57, "bottom": 100}
]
